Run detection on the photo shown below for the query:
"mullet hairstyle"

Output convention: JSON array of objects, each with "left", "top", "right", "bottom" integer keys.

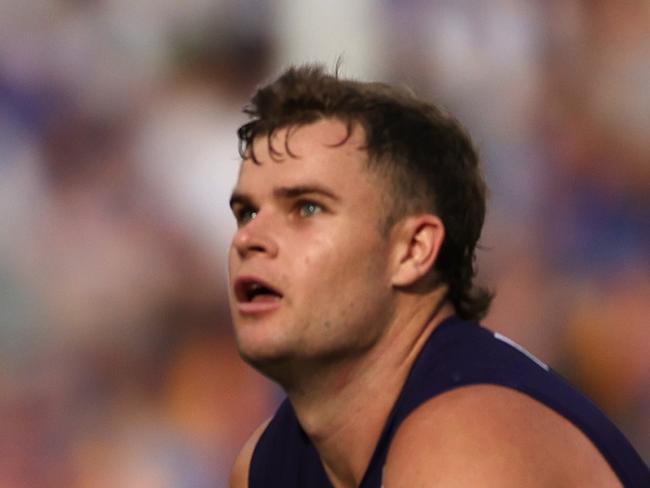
[{"left": 237, "top": 64, "right": 493, "bottom": 321}]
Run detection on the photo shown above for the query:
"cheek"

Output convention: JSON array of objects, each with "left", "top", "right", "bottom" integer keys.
[
  {"left": 283, "top": 223, "right": 389, "bottom": 306},
  {"left": 302, "top": 233, "right": 386, "bottom": 293},
  {"left": 293, "top": 229, "right": 338, "bottom": 267},
  {"left": 227, "top": 245, "right": 238, "bottom": 277}
]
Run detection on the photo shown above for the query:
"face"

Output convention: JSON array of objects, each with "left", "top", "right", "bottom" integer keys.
[{"left": 228, "top": 119, "right": 397, "bottom": 376}]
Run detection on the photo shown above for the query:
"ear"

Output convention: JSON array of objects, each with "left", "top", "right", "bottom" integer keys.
[{"left": 390, "top": 214, "right": 445, "bottom": 288}]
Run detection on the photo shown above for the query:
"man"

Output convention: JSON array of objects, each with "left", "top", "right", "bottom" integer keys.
[{"left": 227, "top": 65, "right": 649, "bottom": 487}]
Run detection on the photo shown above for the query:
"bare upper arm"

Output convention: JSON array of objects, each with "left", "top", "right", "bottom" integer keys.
[
  {"left": 383, "top": 385, "right": 621, "bottom": 488},
  {"left": 229, "top": 418, "right": 271, "bottom": 488}
]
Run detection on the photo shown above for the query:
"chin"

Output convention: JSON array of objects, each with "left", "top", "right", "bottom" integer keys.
[
  {"left": 236, "top": 331, "right": 290, "bottom": 366},
  {"left": 236, "top": 337, "right": 307, "bottom": 386},
  {"left": 241, "top": 352, "right": 299, "bottom": 386}
]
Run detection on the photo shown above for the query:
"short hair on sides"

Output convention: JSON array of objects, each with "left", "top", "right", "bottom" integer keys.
[{"left": 237, "top": 64, "right": 493, "bottom": 321}]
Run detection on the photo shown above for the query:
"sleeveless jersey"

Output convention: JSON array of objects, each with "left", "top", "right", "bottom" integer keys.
[{"left": 249, "top": 316, "right": 650, "bottom": 487}]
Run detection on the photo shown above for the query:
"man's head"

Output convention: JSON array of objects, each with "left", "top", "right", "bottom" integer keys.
[
  {"left": 235, "top": 65, "right": 492, "bottom": 323},
  {"left": 229, "top": 119, "right": 402, "bottom": 376}
]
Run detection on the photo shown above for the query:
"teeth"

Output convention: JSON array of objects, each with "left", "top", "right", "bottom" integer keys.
[
  {"left": 246, "top": 282, "right": 266, "bottom": 301},
  {"left": 237, "top": 279, "right": 281, "bottom": 303},
  {"left": 248, "top": 283, "right": 262, "bottom": 297}
]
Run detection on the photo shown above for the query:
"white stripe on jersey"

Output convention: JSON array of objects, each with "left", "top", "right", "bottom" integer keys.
[{"left": 493, "top": 332, "right": 549, "bottom": 371}]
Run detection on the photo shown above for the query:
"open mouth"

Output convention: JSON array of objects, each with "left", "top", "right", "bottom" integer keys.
[{"left": 235, "top": 277, "right": 283, "bottom": 303}]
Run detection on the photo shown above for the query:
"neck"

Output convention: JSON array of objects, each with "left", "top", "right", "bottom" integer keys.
[{"left": 285, "top": 292, "right": 454, "bottom": 487}]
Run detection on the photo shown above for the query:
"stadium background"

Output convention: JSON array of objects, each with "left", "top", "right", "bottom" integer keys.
[{"left": 0, "top": 1, "right": 648, "bottom": 485}]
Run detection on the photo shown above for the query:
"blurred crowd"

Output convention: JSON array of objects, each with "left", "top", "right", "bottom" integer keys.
[{"left": 0, "top": 0, "right": 648, "bottom": 485}]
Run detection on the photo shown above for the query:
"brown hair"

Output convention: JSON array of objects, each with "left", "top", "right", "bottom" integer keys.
[{"left": 237, "top": 64, "right": 493, "bottom": 321}]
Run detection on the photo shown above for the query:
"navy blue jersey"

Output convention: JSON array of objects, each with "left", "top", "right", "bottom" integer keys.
[{"left": 249, "top": 316, "right": 650, "bottom": 487}]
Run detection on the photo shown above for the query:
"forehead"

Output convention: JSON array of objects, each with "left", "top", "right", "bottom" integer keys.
[
  {"left": 262, "top": 118, "right": 366, "bottom": 157},
  {"left": 234, "top": 119, "right": 380, "bottom": 193}
]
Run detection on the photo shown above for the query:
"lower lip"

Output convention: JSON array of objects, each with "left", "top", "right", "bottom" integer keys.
[{"left": 237, "top": 299, "right": 281, "bottom": 315}]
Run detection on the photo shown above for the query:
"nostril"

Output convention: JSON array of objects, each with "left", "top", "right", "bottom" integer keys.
[
  {"left": 231, "top": 215, "right": 279, "bottom": 258},
  {"left": 233, "top": 229, "right": 276, "bottom": 258}
]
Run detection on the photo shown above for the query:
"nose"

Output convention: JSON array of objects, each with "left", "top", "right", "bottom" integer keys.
[{"left": 231, "top": 211, "right": 279, "bottom": 259}]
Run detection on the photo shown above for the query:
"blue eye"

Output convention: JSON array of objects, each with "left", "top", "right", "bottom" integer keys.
[
  {"left": 299, "top": 202, "right": 322, "bottom": 217},
  {"left": 237, "top": 207, "right": 257, "bottom": 225}
]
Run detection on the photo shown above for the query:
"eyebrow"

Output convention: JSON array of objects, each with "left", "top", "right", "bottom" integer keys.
[
  {"left": 229, "top": 192, "right": 252, "bottom": 211},
  {"left": 273, "top": 184, "right": 341, "bottom": 202},
  {"left": 229, "top": 184, "right": 340, "bottom": 210}
]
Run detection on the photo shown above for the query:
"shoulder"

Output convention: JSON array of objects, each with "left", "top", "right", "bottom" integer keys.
[
  {"left": 229, "top": 418, "right": 271, "bottom": 488},
  {"left": 383, "top": 384, "right": 621, "bottom": 487}
]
